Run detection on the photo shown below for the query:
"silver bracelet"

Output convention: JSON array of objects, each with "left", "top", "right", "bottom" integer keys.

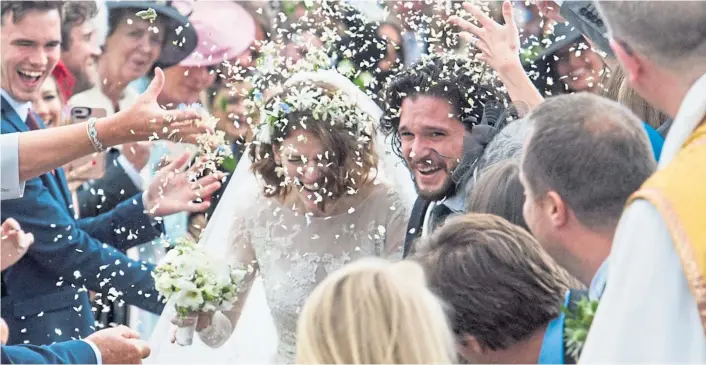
[{"left": 86, "top": 118, "right": 106, "bottom": 152}]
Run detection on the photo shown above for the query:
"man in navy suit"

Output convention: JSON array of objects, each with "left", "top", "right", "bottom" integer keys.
[{"left": 0, "top": 0, "right": 222, "bottom": 351}]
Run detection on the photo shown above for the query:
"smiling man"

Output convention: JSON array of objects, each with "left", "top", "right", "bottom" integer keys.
[
  {"left": 381, "top": 55, "right": 507, "bottom": 256},
  {"left": 60, "top": 0, "right": 106, "bottom": 94},
  {"left": 1, "top": 2, "right": 62, "bottom": 102}
]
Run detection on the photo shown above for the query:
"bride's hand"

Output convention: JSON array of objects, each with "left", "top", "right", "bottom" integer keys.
[{"left": 170, "top": 311, "right": 215, "bottom": 343}]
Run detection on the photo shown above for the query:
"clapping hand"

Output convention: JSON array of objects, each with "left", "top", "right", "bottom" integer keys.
[
  {"left": 450, "top": 0, "right": 521, "bottom": 74},
  {"left": 1, "top": 218, "right": 34, "bottom": 271},
  {"left": 143, "top": 153, "right": 223, "bottom": 218},
  {"left": 117, "top": 68, "right": 211, "bottom": 145}
]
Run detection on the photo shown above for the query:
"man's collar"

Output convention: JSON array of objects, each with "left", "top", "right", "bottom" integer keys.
[
  {"left": 0, "top": 88, "right": 31, "bottom": 123},
  {"left": 589, "top": 258, "right": 610, "bottom": 301},
  {"left": 441, "top": 175, "right": 473, "bottom": 213}
]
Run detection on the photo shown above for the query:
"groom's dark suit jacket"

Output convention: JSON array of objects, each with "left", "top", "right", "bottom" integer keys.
[{"left": 1, "top": 96, "right": 165, "bottom": 346}]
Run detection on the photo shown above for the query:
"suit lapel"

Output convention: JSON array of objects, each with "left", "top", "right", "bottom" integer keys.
[{"left": 1, "top": 97, "right": 29, "bottom": 133}]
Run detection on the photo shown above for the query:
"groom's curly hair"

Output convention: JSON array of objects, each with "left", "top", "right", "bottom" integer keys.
[{"left": 380, "top": 55, "right": 508, "bottom": 159}]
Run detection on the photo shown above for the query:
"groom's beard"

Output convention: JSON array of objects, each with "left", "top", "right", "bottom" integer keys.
[
  {"left": 414, "top": 173, "right": 456, "bottom": 202},
  {"left": 407, "top": 151, "right": 459, "bottom": 202}
]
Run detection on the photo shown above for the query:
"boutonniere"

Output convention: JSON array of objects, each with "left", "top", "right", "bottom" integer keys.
[{"left": 563, "top": 297, "right": 599, "bottom": 362}]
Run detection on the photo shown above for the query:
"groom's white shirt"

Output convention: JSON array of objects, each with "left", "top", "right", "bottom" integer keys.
[{"left": 580, "top": 73, "right": 706, "bottom": 363}]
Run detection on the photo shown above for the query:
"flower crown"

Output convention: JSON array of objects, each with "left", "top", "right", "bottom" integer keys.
[{"left": 252, "top": 80, "right": 376, "bottom": 145}]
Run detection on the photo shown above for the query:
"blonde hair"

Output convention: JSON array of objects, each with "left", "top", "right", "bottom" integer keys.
[{"left": 296, "top": 258, "right": 456, "bottom": 364}]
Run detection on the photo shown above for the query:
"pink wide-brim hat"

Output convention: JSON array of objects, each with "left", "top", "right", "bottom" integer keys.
[{"left": 173, "top": 0, "right": 256, "bottom": 68}]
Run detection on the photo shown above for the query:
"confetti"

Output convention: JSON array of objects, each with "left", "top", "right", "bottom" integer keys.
[{"left": 135, "top": 8, "right": 157, "bottom": 22}]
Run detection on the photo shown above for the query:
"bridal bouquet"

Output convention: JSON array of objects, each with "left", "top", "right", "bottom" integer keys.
[{"left": 153, "top": 239, "right": 247, "bottom": 345}]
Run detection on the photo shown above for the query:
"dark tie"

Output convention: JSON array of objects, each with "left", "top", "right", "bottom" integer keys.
[
  {"left": 25, "top": 111, "right": 41, "bottom": 131},
  {"left": 431, "top": 203, "right": 453, "bottom": 230}
]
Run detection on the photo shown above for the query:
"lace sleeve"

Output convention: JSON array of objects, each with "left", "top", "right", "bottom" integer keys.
[
  {"left": 383, "top": 188, "right": 409, "bottom": 261},
  {"left": 197, "top": 215, "right": 259, "bottom": 348}
]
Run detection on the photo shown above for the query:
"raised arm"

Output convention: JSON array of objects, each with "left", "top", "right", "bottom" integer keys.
[
  {"left": 15, "top": 68, "right": 207, "bottom": 182},
  {"left": 450, "top": 0, "right": 544, "bottom": 110}
]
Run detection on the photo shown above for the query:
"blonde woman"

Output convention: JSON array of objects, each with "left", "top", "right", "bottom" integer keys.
[{"left": 296, "top": 258, "right": 456, "bottom": 364}]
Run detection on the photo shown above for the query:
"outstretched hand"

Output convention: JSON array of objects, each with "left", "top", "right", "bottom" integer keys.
[
  {"left": 450, "top": 0, "right": 521, "bottom": 74},
  {"left": 143, "top": 152, "right": 223, "bottom": 218},
  {"left": 118, "top": 67, "right": 212, "bottom": 145}
]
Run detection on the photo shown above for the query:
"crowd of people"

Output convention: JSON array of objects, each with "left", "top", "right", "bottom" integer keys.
[{"left": 1, "top": 0, "right": 705, "bottom": 364}]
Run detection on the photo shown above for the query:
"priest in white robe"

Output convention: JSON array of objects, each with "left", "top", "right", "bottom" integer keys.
[{"left": 580, "top": 2, "right": 706, "bottom": 362}]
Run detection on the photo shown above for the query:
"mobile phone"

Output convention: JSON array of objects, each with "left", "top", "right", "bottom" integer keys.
[{"left": 70, "top": 106, "right": 107, "bottom": 124}]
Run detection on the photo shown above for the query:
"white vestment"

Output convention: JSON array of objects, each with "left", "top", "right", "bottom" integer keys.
[{"left": 580, "top": 73, "right": 706, "bottom": 362}]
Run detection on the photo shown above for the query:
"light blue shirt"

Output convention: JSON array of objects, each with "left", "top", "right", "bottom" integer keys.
[{"left": 589, "top": 259, "right": 609, "bottom": 301}]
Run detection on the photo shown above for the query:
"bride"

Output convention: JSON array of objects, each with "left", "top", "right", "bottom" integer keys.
[{"left": 147, "top": 69, "right": 416, "bottom": 363}]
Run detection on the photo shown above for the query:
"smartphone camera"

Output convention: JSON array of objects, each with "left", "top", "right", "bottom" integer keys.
[{"left": 71, "top": 107, "right": 91, "bottom": 119}]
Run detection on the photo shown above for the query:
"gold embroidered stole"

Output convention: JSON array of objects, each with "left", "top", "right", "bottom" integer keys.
[{"left": 627, "top": 120, "right": 706, "bottom": 334}]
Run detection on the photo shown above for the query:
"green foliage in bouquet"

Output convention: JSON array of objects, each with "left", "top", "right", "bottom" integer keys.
[{"left": 562, "top": 297, "right": 599, "bottom": 362}]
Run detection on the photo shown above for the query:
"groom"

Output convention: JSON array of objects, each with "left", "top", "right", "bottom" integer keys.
[
  {"left": 381, "top": 55, "right": 507, "bottom": 256},
  {"left": 1, "top": 1, "right": 221, "bottom": 347}
]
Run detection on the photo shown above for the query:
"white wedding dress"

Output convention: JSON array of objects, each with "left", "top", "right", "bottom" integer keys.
[{"left": 147, "top": 70, "right": 416, "bottom": 364}]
